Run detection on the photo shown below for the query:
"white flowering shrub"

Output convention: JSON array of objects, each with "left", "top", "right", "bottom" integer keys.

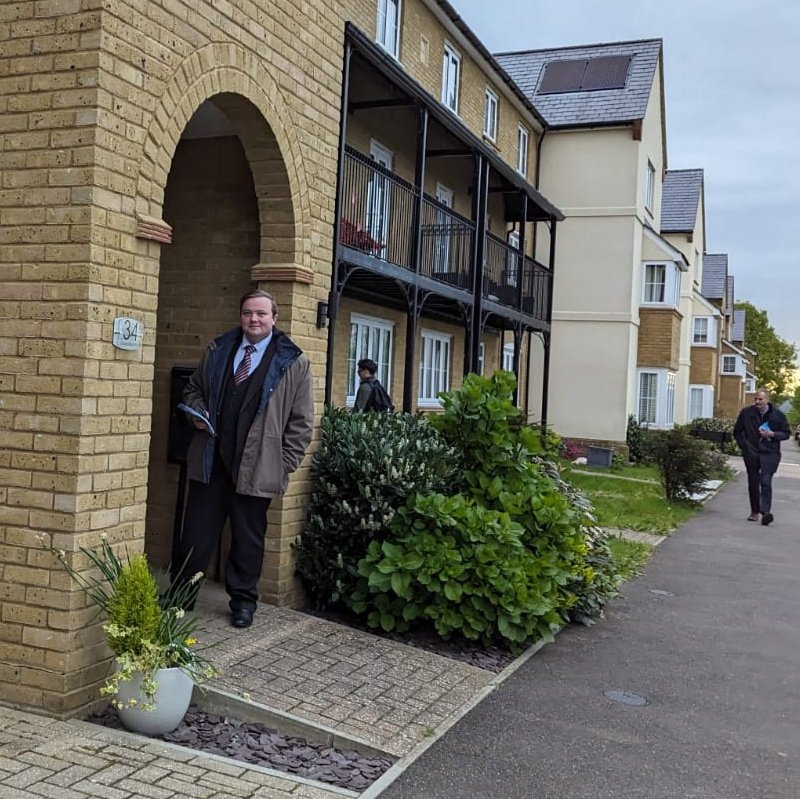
[{"left": 295, "top": 407, "right": 459, "bottom": 607}]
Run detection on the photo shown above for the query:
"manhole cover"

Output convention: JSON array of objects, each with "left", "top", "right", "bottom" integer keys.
[
  {"left": 604, "top": 690, "right": 648, "bottom": 706},
  {"left": 648, "top": 589, "right": 674, "bottom": 596}
]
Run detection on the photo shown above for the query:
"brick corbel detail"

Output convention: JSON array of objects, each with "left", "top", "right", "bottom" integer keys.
[
  {"left": 136, "top": 215, "right": 172, "bottom": 244},
  {"left": 250, "top": 263, "right": 314, "bottom": 285}
]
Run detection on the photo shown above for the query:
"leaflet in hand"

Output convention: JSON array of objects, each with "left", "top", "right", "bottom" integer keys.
[
  {"left": 759, "top": 422, "right": 771, "bottom": 432},
  {"left": 177, "top": 403, "right": 216, "bottom": 436}
]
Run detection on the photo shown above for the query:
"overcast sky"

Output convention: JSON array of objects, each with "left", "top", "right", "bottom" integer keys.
[{"left": 454, "top": 0, "right": 799, "bottom": 353}]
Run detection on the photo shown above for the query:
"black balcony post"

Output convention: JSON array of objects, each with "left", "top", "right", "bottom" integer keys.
[
  {"left": 540, "top": 217, "right": 558, "bottom": 430},
  {"left": 516, "top": 193, "right": 527, "bottom": 312},
  {"left": 403, "top": 106, "right": 429, "bottom": 412},
  {"left": 468, "top": 156, "right": 489, "bottom": 374},
  {"left": 325, "top": 41, "right": 352, "bottom": 407}
]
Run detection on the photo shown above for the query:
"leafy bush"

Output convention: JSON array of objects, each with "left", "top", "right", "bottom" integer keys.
[
  {"left": 295, "top": 407, "right": 459, "bottom": 607},
  {"left": 351, "top": 372, "right": 607, "bottom": 647},
  {"left": 648, "top": 426, "right": 724, "bottom": 502},
  {"left": 626, "top": 415, "right": 654, "bottom": 464},
  {"left": 349, "top": 494, "right": 563, "bottom": 646},
  {"left": 536, "top": 457, "right": 619, "bottom": 624}
]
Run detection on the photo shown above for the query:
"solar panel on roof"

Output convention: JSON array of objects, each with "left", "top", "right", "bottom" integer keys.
[
  {"left": 582, "top": 55, "right": 631, "bottom": 90},
  {"left": 538, "top": 59, "right": 587, "bottom": 94},
  {"left": 537, "top": 55, "right": 631, "bottom": 95}
]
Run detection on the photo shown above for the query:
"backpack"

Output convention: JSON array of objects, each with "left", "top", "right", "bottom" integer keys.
[{"left": 365, "top": 379, "right": 394, "bottom": 413}]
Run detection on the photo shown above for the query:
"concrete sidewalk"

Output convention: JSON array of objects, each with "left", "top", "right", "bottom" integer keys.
[
  {"left": 3, "top": 452, "right": 798, "bottom": 798},
  {"left": 380, "top": 450, "right": 800, "bottom": 798}
]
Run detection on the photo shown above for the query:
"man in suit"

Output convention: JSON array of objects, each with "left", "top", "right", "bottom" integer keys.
[
  {"left": 733, "top": 387, "right": 791, "bottom": 526},
  {"left": 173, "top": 289, "right": 314, "bottom": 627}
]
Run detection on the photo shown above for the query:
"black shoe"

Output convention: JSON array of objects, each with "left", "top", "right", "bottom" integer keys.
[
  {"left": 231, "top": 608, "right": 254, "bottom": 628},
  {"left": 761, "top": 512, "right": 774, "bottom": 526}
]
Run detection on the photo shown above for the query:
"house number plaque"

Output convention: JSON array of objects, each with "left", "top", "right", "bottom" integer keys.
[{"left": 112, "top": 316, "right": 143, "bottom": 351}]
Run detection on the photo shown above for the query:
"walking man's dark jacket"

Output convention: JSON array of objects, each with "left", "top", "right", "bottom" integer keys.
[{"left": 733, "top": 403, "right": 791, "bottom": 457}]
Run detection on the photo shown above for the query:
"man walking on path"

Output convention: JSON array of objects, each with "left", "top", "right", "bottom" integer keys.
[{"left": 733, "top": 386, "right": 791, "bottom": 525}]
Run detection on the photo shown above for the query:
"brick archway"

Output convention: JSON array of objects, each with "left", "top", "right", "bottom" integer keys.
[{"left": 134, "top": 44, "right": 312, "bottom": 270}]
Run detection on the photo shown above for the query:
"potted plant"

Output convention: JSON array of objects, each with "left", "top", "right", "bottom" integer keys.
[{"left": 49, "top": 534, "right": 218, "bottom": 736}]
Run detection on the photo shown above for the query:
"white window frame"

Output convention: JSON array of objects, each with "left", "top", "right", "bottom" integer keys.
[
  {"left": 376, "top": 0, "right": 401, "bottom": 59},
  {"left": 483, "top": 88, "right": 498, "bottom": 141},
  {"left": 641, "top": 261, "right": 680, "bottom": 307},
  {"left": 637, "top": 369, "right": 676, "bottom": 429},
  {"left": 645, "top": 160, "right": 655, "bottom": 212},
  {"left": 419, "top": 330, "right": 451, "bottom": 406},
  {"left": 347, "top": 314, "right": 394, "bottom": 404},
  {"left": 517, "top": 125, "right": 529, "bottom": 176},
  {"left": 433, "top": 183, "right": 454, "bottom": 274},
  {"left": 689, "top": 384, "right": 714, "bottom": 420},
  {"left": 721, "top": 354, "right": 740, "bottom": 375},
  {"left": 692, "top": 316, "right": 717, "bottom": 346},
  {"left": 745, "top": 376, "right": 756, "bottom": 393},
  {"left": 502, "top": 343, "right": 514, "bottom": 372},
  {"left": 366, "top": 139, "right": 393, "bottom": 259},
  {"left": 441, "top": 43, "right": 461, "bottom": 113},
  {"left": 506, "top": 229, "right": 520, "bottom": 288}
]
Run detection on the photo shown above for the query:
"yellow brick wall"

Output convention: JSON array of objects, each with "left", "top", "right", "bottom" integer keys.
[
  {"left": 637, "top": 308, "right": 682, "bottom": 370},
  {"left": 718, "top": 376, "right": 745, "bottom": 419},
  {"left": 0, "top": 0, "right": 348, "bottom": 715},
  {"left": 689, "top": 346, "right": 717, "bottom": 385}
]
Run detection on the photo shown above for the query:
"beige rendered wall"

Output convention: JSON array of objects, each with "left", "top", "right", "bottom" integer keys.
[{"left": 548, "top": 320, "right": 637, "bottom": 442}]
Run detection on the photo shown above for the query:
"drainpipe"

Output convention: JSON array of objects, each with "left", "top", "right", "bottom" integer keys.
[
  {"left": 324, "top": 41, "right": 352, "bottom": 407},
  {"left": 540, "top": 218, "right": 557, "bottom": 430}
]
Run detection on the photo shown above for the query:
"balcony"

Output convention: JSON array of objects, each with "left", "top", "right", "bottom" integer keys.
[{"left": 338, "top": 146, "right": 551, "bottom": 327}]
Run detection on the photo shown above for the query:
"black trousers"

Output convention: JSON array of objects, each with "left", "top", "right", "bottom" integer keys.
[
  {"left": 743, "top": 452, "right": 781, "bottom": 514},
  {"left": 172, "top": 460, "right": 271, "bottom": 613}
]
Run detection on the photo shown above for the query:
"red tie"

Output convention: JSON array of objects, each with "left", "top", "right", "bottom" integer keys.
[{"left": 233, "top": 344, "right": 256, "bottom": 386}]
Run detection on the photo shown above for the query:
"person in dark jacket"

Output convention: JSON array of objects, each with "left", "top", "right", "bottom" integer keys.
[
  {"left": 733, "top": 387, "right": 790, "bottom": 526},
  {"left": 172, "top": 289, "right": 314, "bottom": 628},
  {"left": 353, "top": 358, "right": 387, "bottom": 412}
]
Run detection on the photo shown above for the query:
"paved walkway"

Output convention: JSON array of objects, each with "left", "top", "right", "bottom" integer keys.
[{"left": 0, "top": 584, "right": 501, "bottom": 798}]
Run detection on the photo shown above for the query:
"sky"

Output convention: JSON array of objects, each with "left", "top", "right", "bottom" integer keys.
[{"left": 453, "top": 0, "right": 800, "bottom": 354}]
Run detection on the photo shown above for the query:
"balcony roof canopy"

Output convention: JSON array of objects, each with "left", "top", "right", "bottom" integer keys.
[{"left": 345, "top": 24, "right": 564, "bottom": 223}]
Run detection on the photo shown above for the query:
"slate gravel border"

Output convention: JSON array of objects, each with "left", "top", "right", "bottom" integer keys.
[{"left": 89, "top": 705, "right": 395, "bottom": 791}]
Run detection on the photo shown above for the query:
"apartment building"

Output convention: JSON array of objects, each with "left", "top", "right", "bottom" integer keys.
[
  {"left": 0, "top": 0, "right": 562, "bottom": 714},
  {"left": 498, "top": 39, "right": 687, "bottom": 445},
  {"left": 700, "top": 254, "right": 748, "bottom": 417}
]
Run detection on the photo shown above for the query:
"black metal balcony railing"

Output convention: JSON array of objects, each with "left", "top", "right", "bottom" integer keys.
[{"left": 339, "top": 147, "right": 551, "bottom": 323}]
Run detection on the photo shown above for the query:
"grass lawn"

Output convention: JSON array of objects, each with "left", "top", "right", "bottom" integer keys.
[
  {"left": 606, "top": 536, "right": 653, "bottom": 581},
  {"left": 562, "top": 465, "right": 699, "bottom": 534}
]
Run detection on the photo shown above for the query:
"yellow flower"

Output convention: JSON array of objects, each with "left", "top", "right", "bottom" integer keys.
[{"left": 185, "top": 637, "right": 197, "bottom": 646}]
